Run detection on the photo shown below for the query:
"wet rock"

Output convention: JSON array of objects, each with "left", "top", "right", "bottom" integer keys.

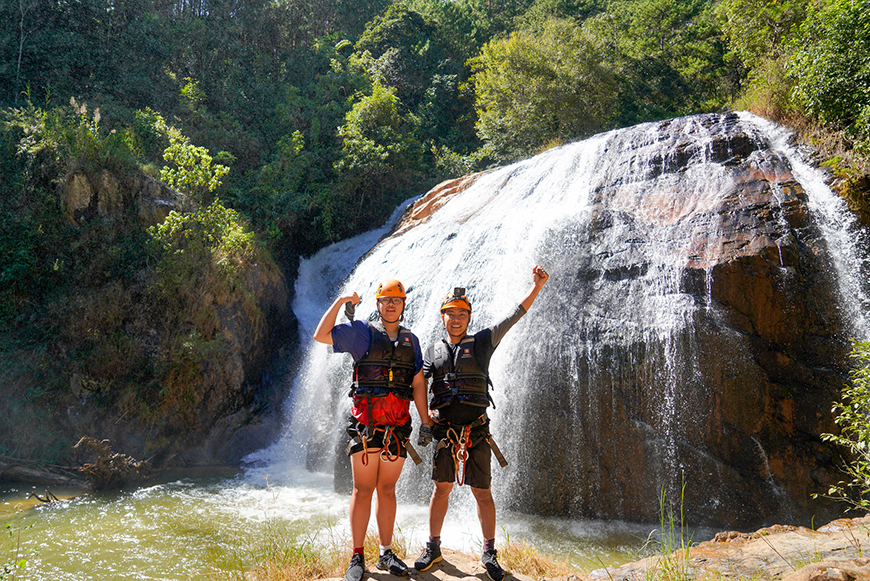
[{"left": 388, "top": 112, "right": 852, "bottom": 528}]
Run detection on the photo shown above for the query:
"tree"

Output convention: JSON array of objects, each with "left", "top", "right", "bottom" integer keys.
[
  {"left": 470, "top": 18, "right": 617, "bottom": 162},
  {"left": 788, "top": 0, "right": 870, "bottom": 151},
  {"left": 145, "top": 109, "right": 230, "bottom": 203},
  {"left": 329, "top": 80, "right": 422, "bottom": 238},
  {"left": 587, "top": 0, "right": 732, "bottom": 125},
  {"left": 715, "top": 0, "right": 808, "bottom": 68},
  {"left": 352, "top": 4, "right": 476, "bottom": 154}
]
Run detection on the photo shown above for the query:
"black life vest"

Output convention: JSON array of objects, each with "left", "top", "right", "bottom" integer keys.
[
  {"left": 352, "top": 322, "right": 416, "bottom": 401},
  {"left": 428, "top": 336, "right": 490, "bottom": 409}
]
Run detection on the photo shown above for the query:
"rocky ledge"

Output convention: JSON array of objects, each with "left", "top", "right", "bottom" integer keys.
[{"left": 590, "top": 514, "right": 870, "bottom": 581}]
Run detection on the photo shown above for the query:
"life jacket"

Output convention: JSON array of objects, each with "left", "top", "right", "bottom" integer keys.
[
  {"left": 428, "top": 336, "right": 490, "bottom": 409},
  {"left": 350, "top": 322, "right": 416, "bottom": 426}
]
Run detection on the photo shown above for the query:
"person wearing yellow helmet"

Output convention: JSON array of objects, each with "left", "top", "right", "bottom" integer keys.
[
  {"left": 413, "top": 265, "right": 549, "bottom": 581},
  {"left": 313, "top": 278, "right": 433, "bottom": 581}
]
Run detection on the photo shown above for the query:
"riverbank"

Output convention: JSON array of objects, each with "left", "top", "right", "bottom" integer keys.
[{"left": 318, "top": 515, "right": 870, "bottom": 581}]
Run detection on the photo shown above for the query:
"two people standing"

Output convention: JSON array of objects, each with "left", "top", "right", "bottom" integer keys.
[{"left": 313, "top": 266, "right": 549, "bottom": 581}]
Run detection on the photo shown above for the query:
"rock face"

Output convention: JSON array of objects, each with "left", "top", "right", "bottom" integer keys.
[
  {"left": 372, "top": 112, "right": 855, "bottom": 528},
  {"left": 41, "top": 168, "right": 292, "bottom": 470},
  {"left": 61, "top": 169, "right": 185, "bottom": 227}
]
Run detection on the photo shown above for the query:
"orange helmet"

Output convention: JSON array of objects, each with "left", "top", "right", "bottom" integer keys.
[
  {"left": 375, "top": 279, "right": 406, "bottom": 299},
  {"left": 440, "top": 287, "right": 471, "bottom": 312}
]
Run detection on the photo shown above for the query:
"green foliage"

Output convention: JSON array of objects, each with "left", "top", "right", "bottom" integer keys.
[
  {"left": 149, "top": 199, "right": 259, "bottom": 292},
  {"left": 817, "top": 340, "right": 870, "bottom": 513},
  {"left": 715, "top": 0, "right": 809, "bottom": 67},
  {"left": 247, "top": 131, "right": 312, "bottom": 239},
  {"left": 589, "top": 0, "right": 732, "bottom": 126},
  {"left": 788, "top": 0, "right": 870, "bottom": 153},
  {"left": 2, "top": 522, "right": 34, "bottom": 580},
  {"left": 649, "top": 478, "right": 693, "bottom": 581},
  {"left": 148, "top": 199, "right": 265, "bottom": 424},
  {"left": 336, "top": 81, "right": 421, "bottom": 174},
  {"left": 144, "top": 110, "right": 230, "bottom": 203},
  {"left": 471, "top": 18, "right": 618, "bottom": 162},
  {"left": 3, "top": 97, "right": 138, "bottom": 178}
]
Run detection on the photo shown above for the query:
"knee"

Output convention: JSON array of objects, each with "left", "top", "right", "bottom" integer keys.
[
  {"left": 471, "top": 487, "right": 494, "bottom": 505},
  {"left": 352, "top": 481, "right": 375, "bottom": 499},
  {"left": 376, "top": 483, "right": 397, "bottom": 501},
  {"left": 432, "top": 482, "right": 453, "bottom": 500}
]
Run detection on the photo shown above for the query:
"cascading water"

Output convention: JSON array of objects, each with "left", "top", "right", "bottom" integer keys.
[
  {"left": 252, "top": 111, "right": 869, "bottom": 532},
  {"left": 7, "top": 112, "right": 868, "bottom": 581}
]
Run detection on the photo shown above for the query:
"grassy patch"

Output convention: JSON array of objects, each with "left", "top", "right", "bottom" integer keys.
[{"left": 206, "top": 521, "right": 578, "bottom": 581}]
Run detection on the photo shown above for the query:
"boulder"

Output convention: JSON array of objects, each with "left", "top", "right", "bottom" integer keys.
[{"left": 383, "top": 113, "right": 852, "bottom": 528}]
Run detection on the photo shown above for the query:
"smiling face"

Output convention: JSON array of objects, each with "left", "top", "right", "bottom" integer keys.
[
  {"left": 377, "top": 296, "right": 404, "bottom": 323},
  {"left": 441, "top": 307, "right": 470, "bottom": 342}
]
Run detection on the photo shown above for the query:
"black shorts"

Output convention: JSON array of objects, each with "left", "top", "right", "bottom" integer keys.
[
  {"left": 345, "top": 417, "right": 412, "bottom": 458},
  {"left": 431, "top": 421, "right": 492, "bottom": 489}
]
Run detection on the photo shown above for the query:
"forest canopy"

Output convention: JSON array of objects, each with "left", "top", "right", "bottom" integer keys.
[
  {"left": 3, "top": 0, "right": 868, "bottom": 259},
  {"left": 1, "top": 0, "right": 868, "bottom": 464}
]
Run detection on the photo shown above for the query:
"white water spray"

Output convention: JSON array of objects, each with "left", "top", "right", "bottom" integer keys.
[{"left": 252, "top": 112, "right": 870, "bottom": 530}]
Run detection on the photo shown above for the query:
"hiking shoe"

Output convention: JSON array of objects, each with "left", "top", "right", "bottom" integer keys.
[
  {"left": 414, "top": 542, "right": 443, "bottom": 572},
  {"left": 481, "top": 549, "right": 506, "bottom": 581},
  {"left": 376, "top": 549, "right": 409, "bottom": 576},
  {"left": 345, "top": 553, "right": 365, "bottom": 581}
]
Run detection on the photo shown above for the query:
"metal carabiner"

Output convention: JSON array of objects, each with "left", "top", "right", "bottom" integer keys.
[
  {"left": 379, "top": 428, "right": 399, "bottom": 462},
  {"left": 456, "top": 431, "right": 468, "bottom": 462}
]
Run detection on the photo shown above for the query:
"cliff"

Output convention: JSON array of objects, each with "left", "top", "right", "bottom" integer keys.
[{"left": 0, "top": 166, "right": 293, "bottom": 479}]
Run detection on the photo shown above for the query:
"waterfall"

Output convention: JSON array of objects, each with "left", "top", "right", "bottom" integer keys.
[{"left": 251, "top": 112, "right": 869, "bottom": 529}]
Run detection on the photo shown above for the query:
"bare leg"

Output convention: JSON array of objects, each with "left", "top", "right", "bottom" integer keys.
[
  {"left": 428, "top": 481, "right": 454, "bottom": 537},
  {"left": 349, "top": 452, "right": 379, "bottom": 548},
  {"left": 373, "top": 456, "right": 406, "bottom": 546},
  {"left": 471, "top": 486, "right": 496, "bottom": 542}
]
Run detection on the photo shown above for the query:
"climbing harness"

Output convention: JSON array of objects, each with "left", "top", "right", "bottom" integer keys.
[
  {"left": 434, "top": 413, "right": 507, "bottom": 485},
  {"left": 346, "top": 423, "right": 422, "bottom": 466}
]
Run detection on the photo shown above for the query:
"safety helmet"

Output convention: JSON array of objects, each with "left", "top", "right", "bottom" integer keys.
[
  {"left": 440, "top": 287, "right": 471, "bottom": 313},
  {"left": 375, "top": 279, "right": 406, "bottom": 299}
]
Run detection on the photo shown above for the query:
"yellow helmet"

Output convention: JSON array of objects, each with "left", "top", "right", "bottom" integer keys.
[
  {"left": 375, "top": 279, "right": 406, "bottom": 299},
  {"left": 440, "top": 287, "right": 471, "bottom": 312}
]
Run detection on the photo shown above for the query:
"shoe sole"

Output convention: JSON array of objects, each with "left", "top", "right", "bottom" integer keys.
[
  {"left": 376, "top": 563, "right": 409, "bottom": 576},
  {"left": 414, "top": 554, "right": 443, "bottom": 572},
  {"left": 485, "top": 570, "right": 505, "bottom": 581}
]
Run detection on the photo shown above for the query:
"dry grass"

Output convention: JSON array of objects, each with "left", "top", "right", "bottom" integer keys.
[
  {"left": 207, "top": 521, "right": 578, "bottom": 581},
  {"left": 208, "top": 524, "right": 417, "bottom": 581},
  {"left": 499, "top": 536, "right": 576, "bottom": 579}
]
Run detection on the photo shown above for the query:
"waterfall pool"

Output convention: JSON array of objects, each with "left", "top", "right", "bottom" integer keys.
[{"left": 1, "top": 469, "right": 695, "bottom": 580}]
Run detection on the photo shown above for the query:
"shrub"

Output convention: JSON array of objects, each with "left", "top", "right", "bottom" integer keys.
[{"left": 818, "top": 340, "right": 870, "bottom": 512}]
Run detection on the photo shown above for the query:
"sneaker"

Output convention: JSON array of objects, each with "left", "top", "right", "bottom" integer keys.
[
  {"left": 414, "top": 542, "right": 443, "bottom": 572},
  {"left": 345, "top": 553, "right": 365, "bottom": 581},
  {"left": 376, "top": 549, "right": 409, "bottom": 576},
  {"left": 481, "top": 549, "right": 505, "bottom": 581}
]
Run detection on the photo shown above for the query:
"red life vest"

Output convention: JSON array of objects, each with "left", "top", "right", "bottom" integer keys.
[{"left": 350, "top": 322, "right": 416, "bottom": 426}]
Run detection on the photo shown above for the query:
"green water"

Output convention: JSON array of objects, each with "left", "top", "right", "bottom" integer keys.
[{"left": 1, "top": 469, "right": 657, "bottom": 580}]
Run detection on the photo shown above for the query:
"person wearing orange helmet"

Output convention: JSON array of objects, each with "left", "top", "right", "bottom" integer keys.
[
  {"left": 314, "top": 278, "right": 432, "bottom": 581},
  {"left": 413, "top": 265, "right": 549, "bottom": 581}
]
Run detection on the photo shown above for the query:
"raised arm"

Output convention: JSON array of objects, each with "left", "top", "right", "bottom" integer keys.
[
  {"left": 519, "top": 265, "right": 549, "bottom": 312},
  {"left": 312, "top": 292, "right": 360, "bottom": 345}
]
